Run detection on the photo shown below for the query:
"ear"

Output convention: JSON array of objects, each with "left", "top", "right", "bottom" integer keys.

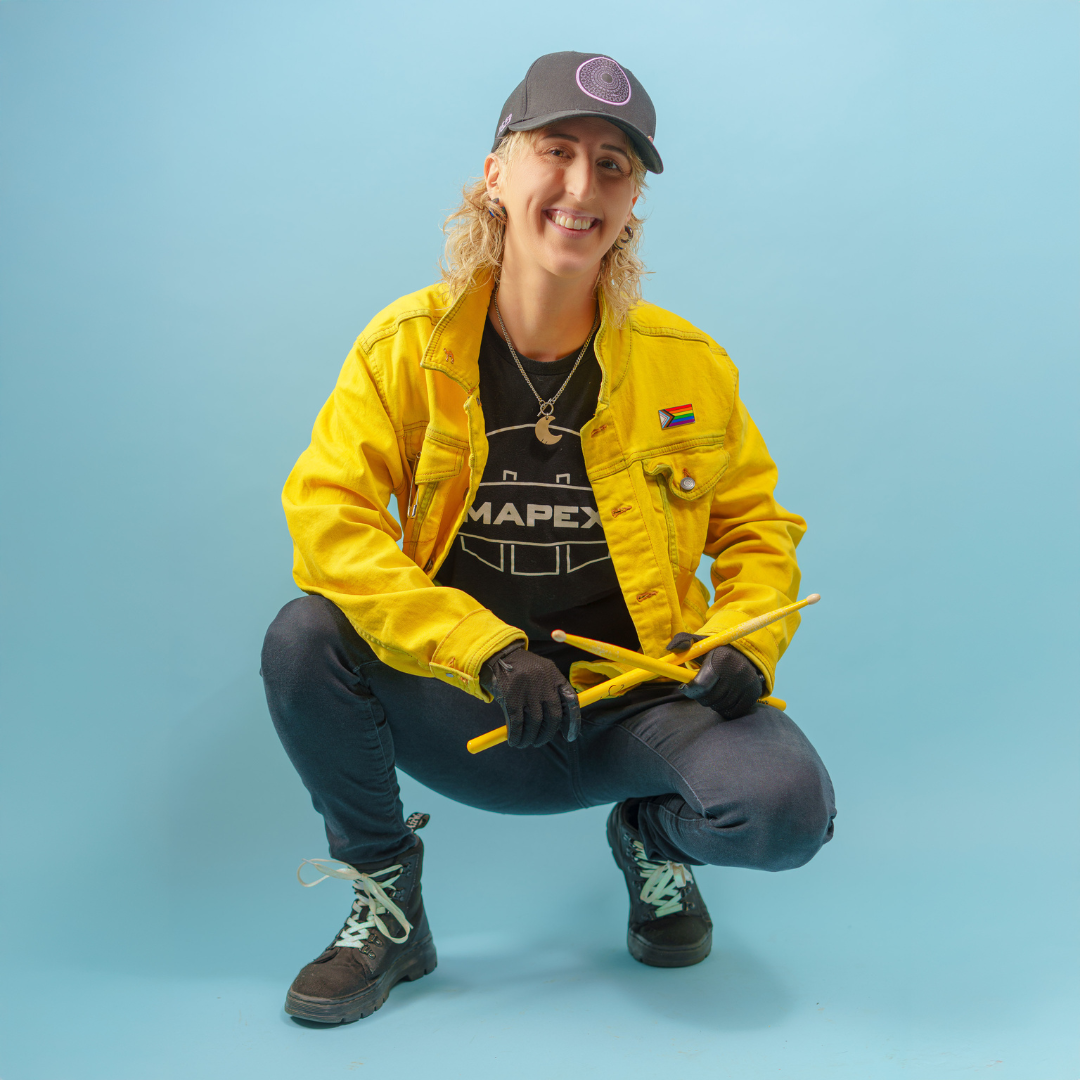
[
  {"left": 625, "top": 192, "right": 638, "bottom": 223},
  {"left": 483, "top": 154, "right": 501, "bottom": 198}
]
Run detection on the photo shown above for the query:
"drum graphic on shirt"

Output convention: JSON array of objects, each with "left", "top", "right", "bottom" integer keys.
[{"left": 455, "top": 422, "right": 610, "bottom": 576}]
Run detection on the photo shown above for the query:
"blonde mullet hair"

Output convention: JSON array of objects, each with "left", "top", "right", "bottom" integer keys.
[{"left": 440, "top": 129, "right": 648, "bottom": 327}]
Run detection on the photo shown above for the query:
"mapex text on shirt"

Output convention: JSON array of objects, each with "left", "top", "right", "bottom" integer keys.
[{"left": 467, "top": 503, "right": 602, "bottom": 529}]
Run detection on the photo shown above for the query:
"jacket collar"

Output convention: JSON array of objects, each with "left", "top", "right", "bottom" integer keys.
[
  {"left": 420, "top": 272, "right": 632, "bottom": 402},
  {"left": 420, "top": 274, "right": 493, "bottom": 394}
]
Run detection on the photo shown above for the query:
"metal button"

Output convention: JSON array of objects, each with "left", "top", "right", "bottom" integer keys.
[{"left": 679, "top": 476, "right": 696, "bottom": 491}]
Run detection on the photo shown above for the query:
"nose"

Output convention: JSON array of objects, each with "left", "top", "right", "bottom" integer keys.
[{"left": 563, "top": 154, "right": 599, "bottom": 204}]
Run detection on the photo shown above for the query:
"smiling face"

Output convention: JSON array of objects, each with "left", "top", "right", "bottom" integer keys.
[{"left": 485, "top": 117, "right": 639, "bottom": 285}]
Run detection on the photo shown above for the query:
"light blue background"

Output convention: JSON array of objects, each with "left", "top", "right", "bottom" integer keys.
[{"left": 1, "top": 2, "right": 1077, "bottom": 1077}]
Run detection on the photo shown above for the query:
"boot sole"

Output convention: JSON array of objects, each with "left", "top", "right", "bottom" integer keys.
[
  {"left": 284, "top": 936, "right": 438, "bottom": 1024},
  {"left": 628, "top": 926, "right": 712, "bottom": 968}
]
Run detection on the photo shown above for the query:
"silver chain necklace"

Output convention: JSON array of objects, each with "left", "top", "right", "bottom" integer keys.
[{"left": 492, "top": 287, "right": 599, "bottom": 445}]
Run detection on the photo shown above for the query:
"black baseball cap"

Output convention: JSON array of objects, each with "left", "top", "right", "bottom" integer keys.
[{"left": 492, "top": 51, "right": 663, "bottom": 174}]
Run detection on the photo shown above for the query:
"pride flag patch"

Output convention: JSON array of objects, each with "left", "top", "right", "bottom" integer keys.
[{"left": 658, "top": 403, "right": 695, "bottom": 429}]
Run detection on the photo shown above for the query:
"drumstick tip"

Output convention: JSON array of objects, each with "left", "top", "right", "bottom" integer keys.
[
  {"left": 551, "top": 629, "right": 567, "bottom": 642},
  {"left": 805, "top": 593, "right": 821, "bottom": 604}
]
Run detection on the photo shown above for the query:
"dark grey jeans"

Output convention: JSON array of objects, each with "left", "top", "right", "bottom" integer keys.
[{"left": 262, "top": 595, "right": 836, "bottom": 869}]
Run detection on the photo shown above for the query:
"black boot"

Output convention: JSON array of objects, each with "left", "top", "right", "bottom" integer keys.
[
  {"left": 606, "top": 801, "right": 713, "bottom": 967},
  {"left": 285, "top": 831, "right": 436, "bottom": 1023}
]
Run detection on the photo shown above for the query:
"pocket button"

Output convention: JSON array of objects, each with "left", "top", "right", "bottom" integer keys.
[{"left": 679, "top": 476, "right": 696, "bottom": 491}]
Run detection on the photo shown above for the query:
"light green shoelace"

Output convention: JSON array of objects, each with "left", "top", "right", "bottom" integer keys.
[
  {"left": 297, "top": 858, "right": 413, "bottom": 947},
  {"left": 632, "top": 840, "right": 694, "bottom": 919}
]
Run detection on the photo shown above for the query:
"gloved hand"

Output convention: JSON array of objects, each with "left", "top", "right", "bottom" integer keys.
[
  {"left": 665, "top": 633, "right": 765, "bottom": 720},
  {"left": 479, "top": 643, "right": 581, "bottom": 748}
]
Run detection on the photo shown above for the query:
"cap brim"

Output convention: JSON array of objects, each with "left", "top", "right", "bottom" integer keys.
[{"left": 505, "top": 110, "right": 663, "bottom": 174}]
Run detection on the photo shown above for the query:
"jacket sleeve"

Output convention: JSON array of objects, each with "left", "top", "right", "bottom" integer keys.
[
  {"left": 282, "top": 341, "right": 525, "bottom": 700},
  {"left": 698, "top": 388, "right": 807, "bottom": 692}
]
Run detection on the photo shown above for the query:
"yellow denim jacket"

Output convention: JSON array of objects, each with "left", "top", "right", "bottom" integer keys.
[{"left": 283, "top": 277, "right": 806, "bottom": 702}]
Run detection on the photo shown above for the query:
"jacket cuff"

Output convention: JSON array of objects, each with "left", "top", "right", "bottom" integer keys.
[{"left": 428, "top": 608, "right": 527, "bottom": 702}]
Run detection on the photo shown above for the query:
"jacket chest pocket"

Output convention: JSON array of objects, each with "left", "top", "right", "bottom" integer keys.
[{"left": 641, "top": 443, "right": 729, "bottom": 569}]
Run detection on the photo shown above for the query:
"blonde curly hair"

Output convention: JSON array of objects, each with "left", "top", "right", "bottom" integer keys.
[{"left": 440, "top": 129, "right": 648, "bottom": 327}]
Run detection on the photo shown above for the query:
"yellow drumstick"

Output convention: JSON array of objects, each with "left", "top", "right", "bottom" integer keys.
[
  {"left": 466, "top": 594, "right": 820, "bottom": 754},
  {"left": 550, "top": 630, "right": 697, "bottom": 683},
  {"left": 580, "top": 593, "right": 820, "bottom": 703}
]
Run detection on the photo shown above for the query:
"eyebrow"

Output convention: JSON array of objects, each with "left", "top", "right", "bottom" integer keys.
[{"left": 540, "top": 131, "right": 630, "bottom": 159}]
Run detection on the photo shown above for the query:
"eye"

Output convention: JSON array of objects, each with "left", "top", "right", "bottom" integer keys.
[{"left": 599, "top": 157, "right": 627, "bottom": 175}]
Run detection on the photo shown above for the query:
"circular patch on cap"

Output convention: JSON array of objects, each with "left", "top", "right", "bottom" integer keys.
[{"left": 576, "top": 57, "right": 632, "bottom": 106}]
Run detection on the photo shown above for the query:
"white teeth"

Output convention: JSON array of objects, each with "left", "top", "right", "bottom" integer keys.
[{"left": 552, "top": 212, "right": 593, "bottom": 231}]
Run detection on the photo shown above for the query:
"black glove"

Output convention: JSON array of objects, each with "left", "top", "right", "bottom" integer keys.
[
  {"left": 479, "top": 643, "right": 581, "bottom": 749},
  {"left": 665, "top": 634, "right": 765, "bottom": 720}
]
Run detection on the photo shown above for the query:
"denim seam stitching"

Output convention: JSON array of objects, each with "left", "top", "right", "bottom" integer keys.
[{"left": 566, "top": 736, "right": 590, "bottom": 810}]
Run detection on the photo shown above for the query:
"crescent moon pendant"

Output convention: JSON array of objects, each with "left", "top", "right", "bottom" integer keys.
[{"left": 534, "top": 416, "right": 563, "bottom": 445}]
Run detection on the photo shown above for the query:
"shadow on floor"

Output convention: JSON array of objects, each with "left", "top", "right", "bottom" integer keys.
[{"left": 274, "top": 933, "right": 792, "bottom": 1034}]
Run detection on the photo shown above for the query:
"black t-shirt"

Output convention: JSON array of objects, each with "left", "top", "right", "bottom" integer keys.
[{"left": 436, "top": 317, "right": 640, "bottom": 675}]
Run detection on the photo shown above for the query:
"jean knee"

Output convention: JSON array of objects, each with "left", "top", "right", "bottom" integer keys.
[
  {"left": 691, "top": 759, "right": 834, "bottom": 873},
  {"left": 748, "top": 763, "right": 835, "bottom": 871},
  {"left": 261, "top": 595, "right": 346, "bottom": 688}
]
